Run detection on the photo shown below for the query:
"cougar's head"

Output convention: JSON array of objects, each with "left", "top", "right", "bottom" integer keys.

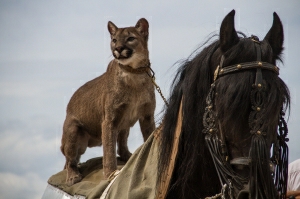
[{"left": 108, "top": 18, "right": 149, "bottom": 68}]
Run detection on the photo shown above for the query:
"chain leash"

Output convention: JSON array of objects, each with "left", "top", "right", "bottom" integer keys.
[{"left": 146, "top": 67, "right": 169, "bottom": 107}]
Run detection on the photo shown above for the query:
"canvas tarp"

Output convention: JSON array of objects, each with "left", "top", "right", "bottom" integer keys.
[{"left": 47, "top": 130, "right": 160, "bottom": 199}]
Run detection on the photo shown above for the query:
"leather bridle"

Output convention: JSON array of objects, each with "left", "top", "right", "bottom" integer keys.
[{"left": 203, "top": 35, "right": 289, "bottom": 199}]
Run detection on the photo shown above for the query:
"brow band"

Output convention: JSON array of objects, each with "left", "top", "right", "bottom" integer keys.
[{"left": 217, "top": 61, "right": 279, "bottom": 77}]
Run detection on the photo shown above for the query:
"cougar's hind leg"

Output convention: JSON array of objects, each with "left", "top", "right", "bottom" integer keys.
[
  {"left": 139, "top": 114, "right": 155, "bottom": 142},
  {"left": 61, "top": 119, "right": 88, "bottom": 186},
  {"left": 117, "top": 128, "right": 132, "bottom": 162},
  {"left": 60, "top": 133, "right": 68, "bottom": 170}
]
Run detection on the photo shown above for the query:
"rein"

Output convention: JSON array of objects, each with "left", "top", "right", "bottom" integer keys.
[{"left": 203, "top": 36, "right": 289, "bottom": 198}]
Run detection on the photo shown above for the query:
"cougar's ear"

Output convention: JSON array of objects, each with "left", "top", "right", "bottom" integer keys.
[
  {"left": 135, "top": 18, "right": 149, "bottom": 40},
  {"left": 263, "top": 12, "right": 284, "bottom": 57},
  {"left": 108, "top": 21, "right": 118, "bottom": 36},
  {"left": 220, "top": 9, "right": 239, "bottom": 52}
]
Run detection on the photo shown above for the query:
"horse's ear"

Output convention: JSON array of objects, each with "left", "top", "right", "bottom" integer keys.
[
  {"left": 220, "top": 9, "right": 239, "bottom": 52},
  {"left": 135, "top": 18, "right": 149, "bottom": 40},
  {"left": 108, "top": 21, "right": 118, "bottom": 36},
  {"left": 263, "top": 12, "right": 284, "bottom": 57}
]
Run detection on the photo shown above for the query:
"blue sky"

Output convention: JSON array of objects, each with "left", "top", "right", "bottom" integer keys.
[{"left": 1, "top": 1, "right": 300, "bottom": 198}]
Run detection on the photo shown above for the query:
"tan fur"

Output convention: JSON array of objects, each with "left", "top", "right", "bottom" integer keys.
[
  {"left": 287, "top": 191, "right": 300, "bottom": 199},
  {"left": 60, "top": 18, "right": 156, "bottom": 186}
]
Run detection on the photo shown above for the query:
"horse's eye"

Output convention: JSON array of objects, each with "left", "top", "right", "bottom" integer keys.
[
  {"left": 112, "top": 39, "right": 117, "bottom": 43},
  {"left": 127, "top": 37, "right": 135, "bottom": 42}
]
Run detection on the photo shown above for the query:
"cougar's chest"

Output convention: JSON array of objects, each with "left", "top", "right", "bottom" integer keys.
[
  {"left": 114, "top": 73, "right": 154, "bottom": 128},
  {"left": 122, "top": 102, "right": 143, "bottom": 127}
]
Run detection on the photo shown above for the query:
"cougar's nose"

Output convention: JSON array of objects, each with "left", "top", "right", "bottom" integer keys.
[{"left": 115, "top": 46, "right": 124, "bottom": 53}]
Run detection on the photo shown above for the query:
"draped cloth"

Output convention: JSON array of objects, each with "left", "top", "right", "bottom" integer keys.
[
  {"left": 47, "top": 130, "right": 158, "bottom": 199},
  {"left": 46, "top": 101, "right": 184, "bottom": 199}
]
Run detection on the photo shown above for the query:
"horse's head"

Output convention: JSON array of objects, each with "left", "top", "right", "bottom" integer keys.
[
  {"left": 203, "top": 10, "right": 290, "bottom": 198},
  {"left": 158, "top": 9, "right": 289, "bottom": 199}
]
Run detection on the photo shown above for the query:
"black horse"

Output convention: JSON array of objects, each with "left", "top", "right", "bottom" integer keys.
[{"left": 158, "top": 10, "right": 290, "bottom": 199}]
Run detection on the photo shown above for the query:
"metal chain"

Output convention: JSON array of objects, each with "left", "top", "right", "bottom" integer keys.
[
  {"left": 150, "top": 77, "right": 169, "bottom": 107},
  {"left": 146, "top": 68, "right": 169, "bottom": 107}
]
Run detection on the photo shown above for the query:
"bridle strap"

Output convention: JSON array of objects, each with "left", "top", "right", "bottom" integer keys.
[
  {"left": 215, "top": 36, "right": 279, "bottom": 82},
  {"left": 218, "top": 61, "right": 279, "bottom": 77},
  {"left": 230, "top": 157, "right": 251, "bottom": 166},
  {"left": 254, "top": 40, "right": 263, "bottom": 86}
]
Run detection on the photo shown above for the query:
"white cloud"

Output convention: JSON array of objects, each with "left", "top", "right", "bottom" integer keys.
[
  {"left": 0, "top": 172, "right": 47, "bottom": 199},
  {"left": 0, "top": 121, "right": 59, "bottom": 171}
]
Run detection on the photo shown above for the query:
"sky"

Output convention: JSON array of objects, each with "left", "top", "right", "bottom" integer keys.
[{"left": 0, "top": 0, "right": 299, "bottom": 198}]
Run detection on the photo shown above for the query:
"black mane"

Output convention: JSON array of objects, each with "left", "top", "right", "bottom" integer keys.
[{"left": 158, "top": 37, "right": 221, "bottom": 198}]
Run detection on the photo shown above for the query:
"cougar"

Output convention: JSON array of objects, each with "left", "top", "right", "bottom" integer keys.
[{"left": 60, "top": 18, "right": 156, "bottom": 186}]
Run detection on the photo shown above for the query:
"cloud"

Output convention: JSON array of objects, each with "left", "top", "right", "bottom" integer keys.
[
  {"left": 0, "top": 172, "right": 46, "bottom": 199},
  {"left": 0, "top": 117, "right": 62, "bottom": 174}
]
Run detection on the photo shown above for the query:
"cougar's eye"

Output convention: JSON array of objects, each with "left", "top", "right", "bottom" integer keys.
[
  {"left": 112, "top": 39, "right": 117, "bottom": 43},
  {"left": 127, "top": 37, "right": 135, "bottom": 42}
]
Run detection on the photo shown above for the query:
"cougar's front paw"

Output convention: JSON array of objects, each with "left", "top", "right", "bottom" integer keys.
[{"left": 66, "top": 173, "right": 82, "bottom": 186}]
